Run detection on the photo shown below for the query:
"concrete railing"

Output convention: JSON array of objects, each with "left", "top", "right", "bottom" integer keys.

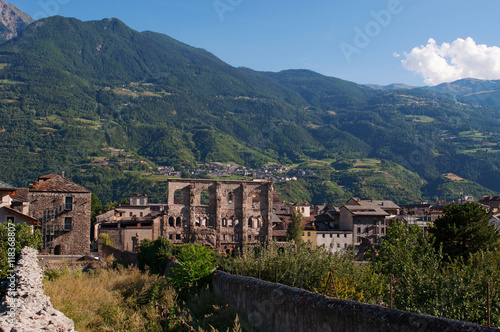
[
  {"left": 213, "top": 271, "right": 500, "bottom": 332},
  {"left": 0, "top": 247, "right": 75, "bottom": 332}
]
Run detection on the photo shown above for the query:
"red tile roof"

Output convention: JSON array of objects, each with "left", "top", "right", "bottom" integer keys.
[{"left": 29, "top": 174, "right": 90, "bottom": 193}]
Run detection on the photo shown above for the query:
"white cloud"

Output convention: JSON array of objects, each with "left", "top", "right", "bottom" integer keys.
[{"left": 401, "top": 37, "right": 500, "bottom": 85}]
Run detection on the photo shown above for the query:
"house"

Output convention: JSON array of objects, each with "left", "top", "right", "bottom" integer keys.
[
  {"left": 316, "top": 231, "right": 352, "bottom": 253},
  {"left": 292, "top": 202, "right": 311, "bottom": 217},
  {"left": 347, "top": 197, "right": 400, "bottom": 216},
  {"left": 95, "top": 194, "right": 163, "bottom": 252},
  {"left": 0, "top": 182, "right": 38, "bottom": 227},
  {"left": 28, "top": 174, "right": 91, "bottom": 255},
  {"left": 479, "top": 196, "right": 500, "bottom": 213},
  {"left": 340, "top": 204, "right": 390, "bottom": 246}
]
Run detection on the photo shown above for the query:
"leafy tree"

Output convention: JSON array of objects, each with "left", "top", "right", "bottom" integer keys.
[
  {"left": 287, "top": 208, "right": 304, "bottom": 245},
  {"left": 137, "top": 237, "right": 174, "bottom": 274},
  {"left": 0, "top": 222, "right": 43, "bottom": 280},
  {"left": 169, "top": 244, "right": 217, "bottom": 291},
  {"left": 429, "top": 202, "right": 500, "bottom": 261},
  {"left": 90, "top": 193, "right": 102, "bottom": 222}
]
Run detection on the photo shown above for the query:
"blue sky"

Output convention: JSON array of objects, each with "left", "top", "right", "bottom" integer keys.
[{"left": 9, "top": 0, "right": 500, "bottom": 86}]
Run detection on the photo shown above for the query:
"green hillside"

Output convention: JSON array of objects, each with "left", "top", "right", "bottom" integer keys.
[{"left": 1, "top": 16, "right": 500, "bottom": 204}]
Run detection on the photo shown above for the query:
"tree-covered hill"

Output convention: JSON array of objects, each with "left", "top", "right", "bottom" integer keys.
[{"left": 1, "top": 15, "right": 500, "bottom": 204}]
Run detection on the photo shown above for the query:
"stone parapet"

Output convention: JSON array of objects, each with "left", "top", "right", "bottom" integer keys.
[{"left": 0, "top": 247, "right": 75, "bottom": 332}]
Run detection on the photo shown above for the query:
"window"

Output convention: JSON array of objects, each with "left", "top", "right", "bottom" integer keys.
[
  {"left": 337, "top": 243, "right": 340, "bottom": 248},
  {"left": 140, "top": 212, "right": 143, "bottom": 217},
  {"left": 248, "top": 218, "right": 253, "bottom": 228},
  {"left": 129, "top": 212, "right": 133, "bottom": 217},
  {"left": 176, "top": 234, "right": 181, "bottom": 240},
  {"left": 344, "top": 234, "right": 347, "bottom": 238},
  {"left": 64, "top": 217, "right": 72, "bottom": 231},
  {"left": 169, "top": 234, "right": 173, "bottom": 240},
  {"left": 307, "top": 232, "right": 311, "bottom": 236},
  {"left": 357, "top": 227, "right": 361, "bottom": 234},
  {"left": 200, "top": 190, "right": 209, "bottom": 205},
  {"left": 337, "top": 234, "right": 340, "bottom": 238},
  {"left": 222, "top": 218, "right": 227, "bottom": 227},
  {"left": 6, "top": 216, "right": 14, "bottom": 224},
  {"left": 381, "top": 227, "right": 385, "bottom": 235},
  {"left": 65, "top": 197, "right": 73, "bottom": 211},
  {"left": 330, "top": 234, "right": 332, "bottom": 238},
  {"left": 227, "top": 192, "right": 234, "bottom": 204},
  {"left": 169, "top": 217, "right": 174, "bottom": 227},
  {"left": 357, "top": 236, "right": 361, "bottom": 243}
]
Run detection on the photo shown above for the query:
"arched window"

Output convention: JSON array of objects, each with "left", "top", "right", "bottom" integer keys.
[
  {"left": 176, "top": 217, "right": 181, "bottom": 228},
  {"left": 182, "top": 217, "right": 188, "bottom": 227},
  {"left": 200, "top": 190, "right": 209, "bottom": 205},
  {"left": 248, "top": 218, "right": 253, "bottom": 228},
  {"left": 252, "top": 192, "right": 261, "bottom": 210},
  {"left": 222, "top": 218, "right": 227, "bottom": 227},
  {"left": 227, "top": 192, "right": 234, "bottom": 204},
  {"left": 168, "top": 217, "right": 174, "bottom": 227},
  {"left": 201, "top": 217, "right": 207, "bottom": 227},
  {"left": 228, "top": 218, "right": 233, "bottom": 227},
  {"left": 195, "top": 217, "right": 200, "bottom": 227},
  {"left": 234, "top": 218, "right": 239, "bottom": 227},
  {"left": 174, "top": 190, "right": 184, "bottom": 205}
]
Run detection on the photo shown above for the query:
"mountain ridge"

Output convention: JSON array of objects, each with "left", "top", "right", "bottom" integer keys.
[{"left": 0, "top": 15, "right": 500, "bottom": 204}]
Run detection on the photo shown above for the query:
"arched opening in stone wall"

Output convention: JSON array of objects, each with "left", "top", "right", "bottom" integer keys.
[
  {"left": 54, "top": 244, "right": 62, "bottom": 255},
  {"left": 252, "top": 192, "right": 261, "bottom": 210},
  {"left": 201, "top": 217, "right": 207, "bottom": 227},
  {"left": 174, "top": 190, "right": 184, "bottom": 204},
  {"left": 182, "top": 217, "right": 188, "bottom": 227},
  {"left": 195, "top": 217, "right": 200, "bottom": 227},
  {"left": 169, "top": 217, "right": 174, "bottom": 227},
  {"left": 227, "top": 192, "right": 234, "bottom": 204},
  {"left": 176, "top": 217, "right": 182, "bottom": 227},
  {"left": 247, "top": 218, "right": 253, "bottom": 228},
  {"left": 222, "top": 218, "right": 227, "bottom": 227},
  {"left": 200, "top": 190, "right": 209, "bottom": 205},
  {"left": 228, "top": 218, "right": 233, "bottom": 227}
]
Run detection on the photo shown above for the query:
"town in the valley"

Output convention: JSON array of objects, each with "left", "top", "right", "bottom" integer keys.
[{"left": 1, "top": 173, "right": 500, "bottom": 259}]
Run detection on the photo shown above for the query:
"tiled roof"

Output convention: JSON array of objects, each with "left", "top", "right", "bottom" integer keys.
[
  {"left": 357, "top": 200, "right": 400, "bottom": 210},
  {"left": 29, "top": 174, "right": 90, "bottom": 193},
  {"left": 342, "top": 205, "right": 389, "bottom": 216},
  {"left": 479, "top": 196, "right": 500, "bottom": 203},
  {"left": 11, "top": 188, "right": 29, "bottom": 203}
]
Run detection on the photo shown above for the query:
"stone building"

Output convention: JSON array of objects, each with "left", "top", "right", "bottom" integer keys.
[
  {"left": 28, "top": 174, "right": 91, "bottom": 255},
  {"left": 165, "top": 179, "right": 274, "bottom": 253}
]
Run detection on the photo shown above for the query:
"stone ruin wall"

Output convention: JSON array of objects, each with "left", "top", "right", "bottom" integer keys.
[
  {"left": 164, "top": 179, "right": 274, "bottom": 253},
  {"left": 0, "top": 247, "right": 75, "bottom": 332}
]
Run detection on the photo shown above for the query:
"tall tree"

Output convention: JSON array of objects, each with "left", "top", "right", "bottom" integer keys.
[
  {"left": 287, "top": 208, "right": 304, "bottom": 245},
  {"left": 429, "top": 202, "right": 500, "bottom": 260}
]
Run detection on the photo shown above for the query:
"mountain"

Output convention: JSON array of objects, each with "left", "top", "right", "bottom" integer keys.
[
  {"left": 1, "top": 15, "right": 500, "bottom": 205},
  {"left": 365, "top": 83, "right": 417, "bottom": 91},
  {"left": 0, "top": 0, "right": 32, "bottom": 42},
  {"left": 427, "top": 78, "right": 500, "bottom": 108}
]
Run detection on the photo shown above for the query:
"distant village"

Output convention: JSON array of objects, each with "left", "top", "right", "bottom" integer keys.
[
  {"left": 156, "top": 162, "right": 314, "bottom": 182},
  {"left": 1, "top": 174, "right": 500, "bottom": 260}
]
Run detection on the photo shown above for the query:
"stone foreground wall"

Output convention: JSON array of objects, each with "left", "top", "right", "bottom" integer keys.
[
  {"left": 0, "top": 247, "right": 75, "bottom": 332},
  {"left": 213, "top": 271, "right": 500, "bottom": 332}
]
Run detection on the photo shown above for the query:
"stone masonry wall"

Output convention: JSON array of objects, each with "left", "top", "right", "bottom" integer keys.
[
  {"left": 0, "top": 247, "right": 75, "bottom": 332},
  {"left": 213, "top": 271, "right": 500, "bottom": 332}
]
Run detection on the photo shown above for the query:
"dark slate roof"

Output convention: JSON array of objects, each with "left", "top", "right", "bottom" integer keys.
[
  {"left": 0, "top": 181, "right": 15, "bottom": 189},
  {"left": 29, "top": 174, "right": 90, "bottom": 193},
  {"left": 479, "top": 196, "right": 500, "bottom": 203}
]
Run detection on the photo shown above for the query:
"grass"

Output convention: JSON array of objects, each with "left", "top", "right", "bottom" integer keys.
[
  {"left": 43, "top": 264, "right": 248, "bottom": 332},
  {"left": 405, "top": 115, "right": 435, "bottom": 123}
]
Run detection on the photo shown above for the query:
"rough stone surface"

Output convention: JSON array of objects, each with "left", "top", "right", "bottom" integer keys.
[
  {"left": 165, "top": 179, "right": 274, "bottom": 253},
  {"left": 0, "top": 247, "right": 75, "bottom": 332},
  {"left": 213, "top": 271, "right": 500, "bottom": 332}
]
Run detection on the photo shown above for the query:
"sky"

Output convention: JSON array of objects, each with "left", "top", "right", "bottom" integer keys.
[{"left": 8, "top": 0, "right": 500, "bottom": 86}]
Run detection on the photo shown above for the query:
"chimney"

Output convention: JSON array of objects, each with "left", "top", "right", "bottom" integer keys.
[{"left": 61, "top": 171, "right": 65, "bottom": 178}]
